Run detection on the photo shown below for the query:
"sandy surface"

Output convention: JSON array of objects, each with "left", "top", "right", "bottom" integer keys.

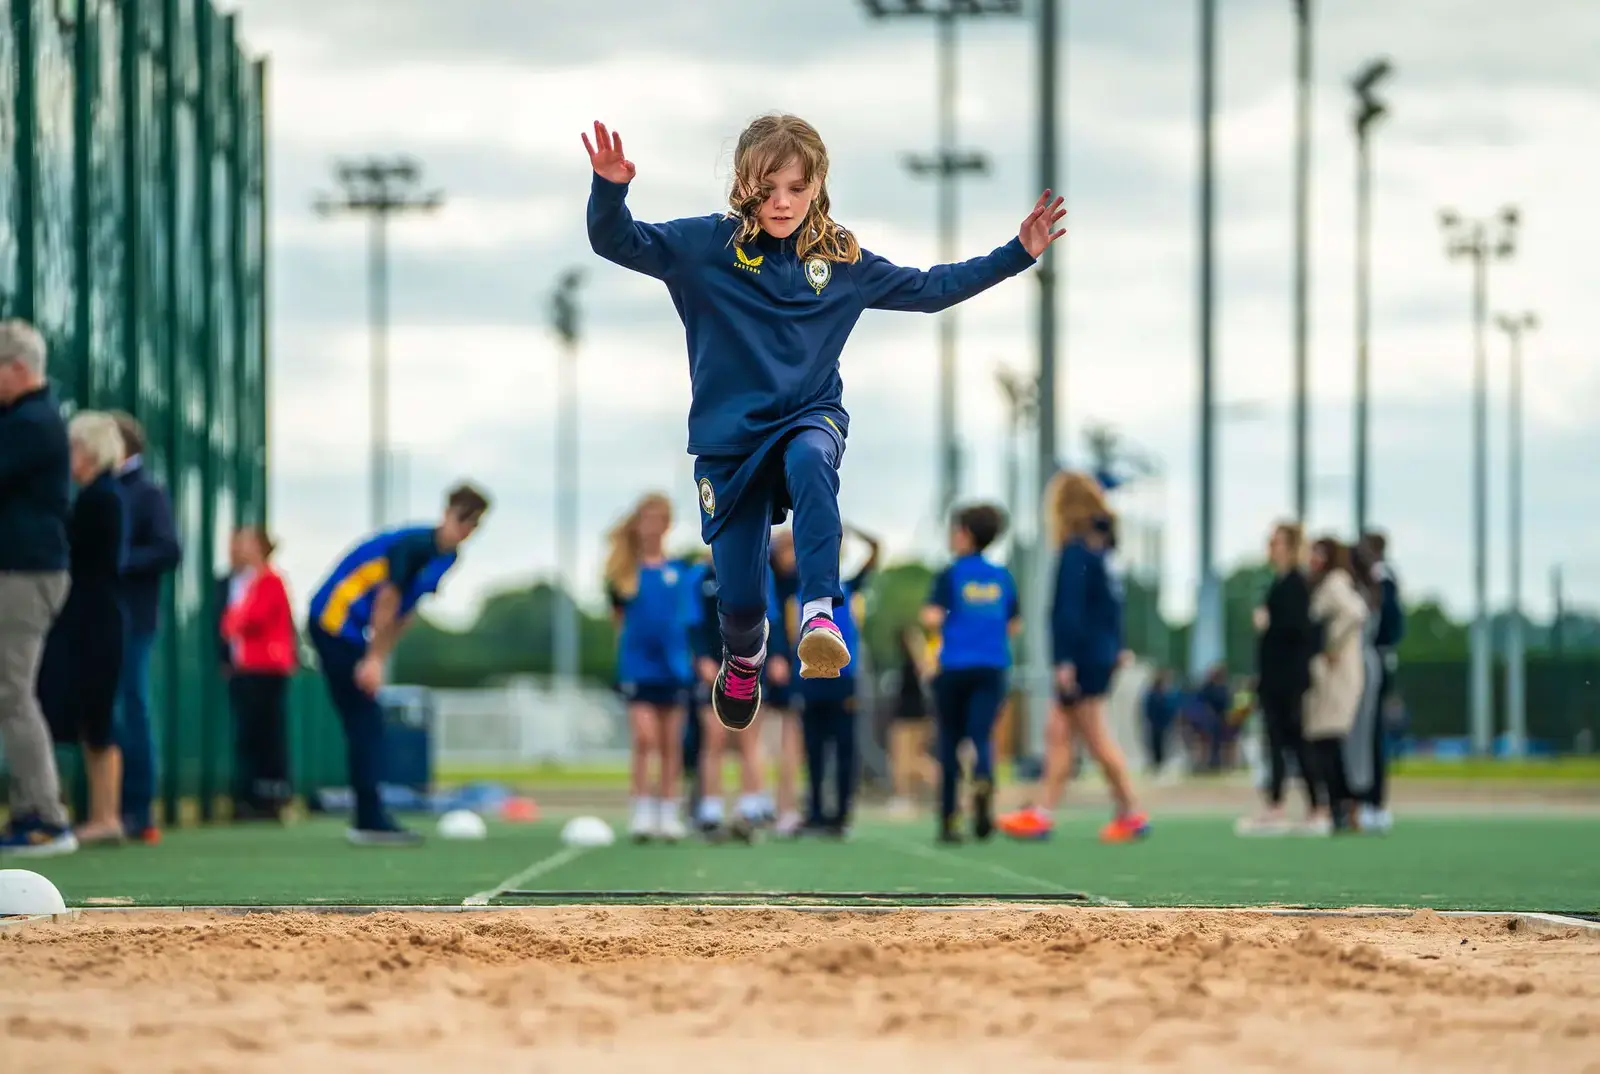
[{"left": 3, "top": 907, "right": 1598, "bottom": 1073}]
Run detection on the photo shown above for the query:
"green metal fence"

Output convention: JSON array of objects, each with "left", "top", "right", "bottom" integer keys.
[{"left": 1, "top": 0, "right": 274, "bottom": 824}]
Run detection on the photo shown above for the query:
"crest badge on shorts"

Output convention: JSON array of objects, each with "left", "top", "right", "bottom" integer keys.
[
  {"left": 697, "top": 477, "right": 716, "bottom": 516},
  {"left": 805, "top": 257, "right": 831, "bottom": 294}
]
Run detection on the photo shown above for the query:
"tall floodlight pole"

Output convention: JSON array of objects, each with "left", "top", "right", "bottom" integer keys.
[
  {"left": 1495, "top": 310, "right": 1536, "bottom": 757},
  {"left": 314, "top": 158, "right": 443, "bottom": 530},
  {"left": 860, "top": 0, "right": 1023, "bottom": 523},
  {"left": 1028, "top": 0, "right": 1063, "bottom": 764},
  {"left": 1190, "top": 0, "right": 1222, "bottom": 679},
  {"left": 1439, "top": 205, "right": 1519, "bottom": 755},
  {"left": 550, "top": 270, "right": 585, "bottom": 690},
  {"left": 1351, "top": 58, "right": 1392, "bottom": 539},
  {"left": 1290, "top": 0, "right": 1313, "bottom": 526},
  {"left": 995, "top": 365, "right": 1039, "bottom": 541}
]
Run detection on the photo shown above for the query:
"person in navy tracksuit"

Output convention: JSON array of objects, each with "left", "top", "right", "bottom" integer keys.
[
  {"left": 998, "top": 470, "right": 1149, "bottom": 844},
  {"left": 583, "top": 113, "right": 1064, "bottom": 735},
  {"left": 922, "top": 505, "right": 1020, "bottom": 844},
  {"left": 605, "top": 492, "right": 699, "bottom": 845},
  {"left": 763, "top": 531, "right": 802, "bottom": 835},
  {"left": 796, "top": 524, "right": 879, "bottom": 837},
  {"left": 1357, "top": 530, "right": 1404, "bottom": 831},
  {"left": 307, "top": 484, "right": 490, "bottom": 845}
]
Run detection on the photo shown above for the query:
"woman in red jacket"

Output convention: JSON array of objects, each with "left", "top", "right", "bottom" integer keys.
[{"left": 220, "top": 526, "right": 297, "bottom": 821}]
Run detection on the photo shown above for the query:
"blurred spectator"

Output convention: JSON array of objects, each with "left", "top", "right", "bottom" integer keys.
[
  {"left": 39, "top": 412, "right": 128, "bottom": 844},
  {"left": 1344, "top": 541, "right": 1386, "bottom": 831},
  {"left": 886, "top": 625, "right": 937, "bottom": 818},
  {"left": 1180, "top": 663, "right": 1236, "bottom": 773},
  {"left": 1140, "top": 668, "right": 1180, "bottom": 772},
  {"left": 220, "top": 526, "right": 297, "bottom": 821},
  {"left": 109, "top": 411, "right": 183, "bottom": 844},
  {"left": 1358, "top": 531, "right": 1403, "bottom": 832},
  {"left": 0, "top": 319, "right": 77, "bottom": 856},
  {"left": 1303, "top": 536, "right": 1369, "bottom": 835},
  {"left": 1238, "top": 522, "right": 1320, "bottom": 836}
]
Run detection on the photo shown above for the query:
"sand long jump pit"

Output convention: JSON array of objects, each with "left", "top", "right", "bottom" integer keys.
[{"left": 3, "top": 906, "right": 1597, "bottom": 1073}]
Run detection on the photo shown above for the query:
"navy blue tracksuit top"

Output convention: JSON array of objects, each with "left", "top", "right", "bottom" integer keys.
[
  {"left": 1052, "top": 537, "right": 1124, "bottom": 670},
  {"left": 586, "top": 174, "right": 1038, "bottom": 456}
]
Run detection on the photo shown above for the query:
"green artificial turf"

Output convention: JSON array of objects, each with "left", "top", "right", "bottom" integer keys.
[{"left": 9, "top": 811, "right": 1597, "bottom": 914}]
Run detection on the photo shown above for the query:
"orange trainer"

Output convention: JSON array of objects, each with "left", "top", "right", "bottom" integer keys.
[{"left": 997, "top": 806, "right": 1152, "bottom": 844}]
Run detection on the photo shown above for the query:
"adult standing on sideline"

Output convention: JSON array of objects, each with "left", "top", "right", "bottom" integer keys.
[
  {"left": 108, "top": 411, "right": 183, "bottom": 845},
  {"left": 38, "top": 412, "right": 129, "bottom": 844},
  {"left": 1302, "top": 536, "right": 1369, "bottom": 834},
  {"left": 1357, "top": 531, "right": 1403, "bottom": 832},
  {"left": 0, "top": 319, "right": 78, "bottom": 856},
  {"left": 1237, "top": 522, "right": 1320, "bottom": 835}
]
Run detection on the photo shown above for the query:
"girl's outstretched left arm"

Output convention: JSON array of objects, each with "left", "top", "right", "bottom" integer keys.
[{"left": 854, "top": 190, "right": 1066, "bottom": 313}]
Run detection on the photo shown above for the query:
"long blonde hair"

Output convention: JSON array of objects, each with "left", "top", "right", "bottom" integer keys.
[
  {"left": 728, "top": 114, "right": 860, "bottom": 265},
  {"left": 603, "top": 492, "right": 672, "bottom": 602},
  {"left": 1044, "top": 470, "right": 1113, "bottom": 548}
]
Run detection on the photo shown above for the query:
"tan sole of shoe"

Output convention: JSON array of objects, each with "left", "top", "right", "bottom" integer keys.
[{"left": 797, "top": 628, "right": 851, "bottom": 679}]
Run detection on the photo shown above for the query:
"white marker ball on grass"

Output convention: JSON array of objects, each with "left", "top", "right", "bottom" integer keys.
[
  {"left": 561, "top": 816, "right": 615, "bottom": 848},
  {"left": 0, "top": 870, "right": 68, "bottom": 916},
  {"left": 436, "top": 809, "right": 488, "bottom": 840}
]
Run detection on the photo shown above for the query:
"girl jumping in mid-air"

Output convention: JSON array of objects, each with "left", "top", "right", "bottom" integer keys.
[
  {"left": 584, "top": 114, "right": 1065, "bottom": 732},
  {"left": 605, "top": 492, "right": 696, "bottom": 843},
  {"left": 998, "top": 472, "right": 1150, "bottom": 843}
]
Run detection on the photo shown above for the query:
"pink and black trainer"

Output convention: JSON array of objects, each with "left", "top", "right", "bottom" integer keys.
[
  {"left": 712, "top": 651, "right": 764, "bottom": 730},
  {"left": 797, "top": 615, "right": 851, "bottom": 679}
]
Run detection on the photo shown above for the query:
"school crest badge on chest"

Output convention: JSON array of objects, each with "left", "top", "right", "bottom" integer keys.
[{"left": 805, "top": 257, "right": 831, "bottom": 294}]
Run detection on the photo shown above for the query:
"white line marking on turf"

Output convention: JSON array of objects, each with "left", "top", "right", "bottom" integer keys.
[
  {"left": 866, "top": 834, "right": 1094, "bottom": 899},
  {"left": 462, "top": 845, "right": 589, "bottom": 907}
]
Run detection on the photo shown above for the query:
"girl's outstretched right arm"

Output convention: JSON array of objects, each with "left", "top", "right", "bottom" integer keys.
[{"left": 583, "top": 119, "right": 712, "bottom": 281}]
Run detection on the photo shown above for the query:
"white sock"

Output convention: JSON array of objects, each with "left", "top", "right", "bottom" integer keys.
[
  {"left": 698, "top": 796, "right": 725, "bottom": 824},
  {"left": 757, "top": 791, "right": 775, "bottom": 815},
  {"left": 660, "top": 797, "right": 681, "bottom": 821},
  {"left": 737, "top": 793, "right": 765, "bottom": 820},
  {"left": 632, "top": 797, "right": 657, "bottom": 823},
  {"left": 802, "top": 598, "right": 833, "bottom": 625}
]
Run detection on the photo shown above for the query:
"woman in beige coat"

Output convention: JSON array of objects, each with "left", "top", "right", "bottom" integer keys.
[{"left": 1301, "top": 537, "right": 1369, "bottom": 834}]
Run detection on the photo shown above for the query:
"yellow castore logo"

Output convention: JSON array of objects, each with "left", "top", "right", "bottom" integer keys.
[{"left": 734, "top": 246, "right": 763, "bottom": 274}]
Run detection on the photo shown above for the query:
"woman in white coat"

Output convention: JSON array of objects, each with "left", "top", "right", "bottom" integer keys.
[{"left": 1302, "top": 537, "right": 1369, "bottom": 834}]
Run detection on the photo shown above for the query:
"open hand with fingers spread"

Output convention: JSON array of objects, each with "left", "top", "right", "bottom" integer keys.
[
  {"left": 582, "top": 120, "right": 636, "bottom": 184},
  {"left": 1019, "top": 190, "right": 1067, "bottom": 258}
]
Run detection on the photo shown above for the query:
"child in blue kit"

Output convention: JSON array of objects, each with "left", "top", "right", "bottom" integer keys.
[
  {"left": 583, "top": 114, "right": 1065, "bottom": 733},
  {"left": 922, "top": 504, "right": 1021, "bottom": 844},
  {"left": 605, "top": 492, "right": 698, "bottom": 843}
]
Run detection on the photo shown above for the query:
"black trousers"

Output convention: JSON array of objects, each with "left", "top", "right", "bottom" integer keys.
[
  {"left": 800, "top": 696, "right": 857, "bottom": 826},
  {"left": 229, "top": 672, "right": 291, "bottom": 815},
  {"left": 1305, "top": 736, "right": 1351, "bottom": 823},
  {"left": 1258, "top": 683, "right": 1319, "bottom": 810},
  {"left": 1363, "top": 661, "right": 1394, "bottom": 808}
]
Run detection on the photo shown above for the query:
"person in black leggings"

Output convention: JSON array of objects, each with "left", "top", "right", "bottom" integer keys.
[{"left": 1238, "top": 522, "right": 1320, "bottom": 835}]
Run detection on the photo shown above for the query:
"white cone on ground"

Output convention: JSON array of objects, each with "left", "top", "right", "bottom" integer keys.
[
  {"left": 436, "top": 809, "right": 488, "bottom": 840},
  {"left": 561, "top": 816, "right": 615, "bottom": 848},
  {"left": 0, "top": 870, "right": 67, "bottom": 916}
]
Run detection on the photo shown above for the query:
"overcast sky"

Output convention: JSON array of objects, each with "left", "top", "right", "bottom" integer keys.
[{"left": 225, "top": 0, "right": 1599, "bottom": 629}]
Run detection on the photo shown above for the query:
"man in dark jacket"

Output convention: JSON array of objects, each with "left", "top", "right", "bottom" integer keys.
[
  {"left": 109, "top": 411, "right": 184, "bottom": 843},
  {"left": 1359, "top": 531, "right": 1404, "bottom": 831},
  {"left": 0, "top": 319, "right": 78, "bottom": 856}
]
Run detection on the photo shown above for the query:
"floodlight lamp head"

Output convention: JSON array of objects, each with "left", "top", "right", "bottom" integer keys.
[
  {"left": 1525, "top": 312, "right": 1540, "bottom": 332},
  {"left": 1438, "top": 208, "right": 1461, "bottom": 231},
  {"left": 1352, "top": 57, "right": 1393, "bottom": 97}
]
